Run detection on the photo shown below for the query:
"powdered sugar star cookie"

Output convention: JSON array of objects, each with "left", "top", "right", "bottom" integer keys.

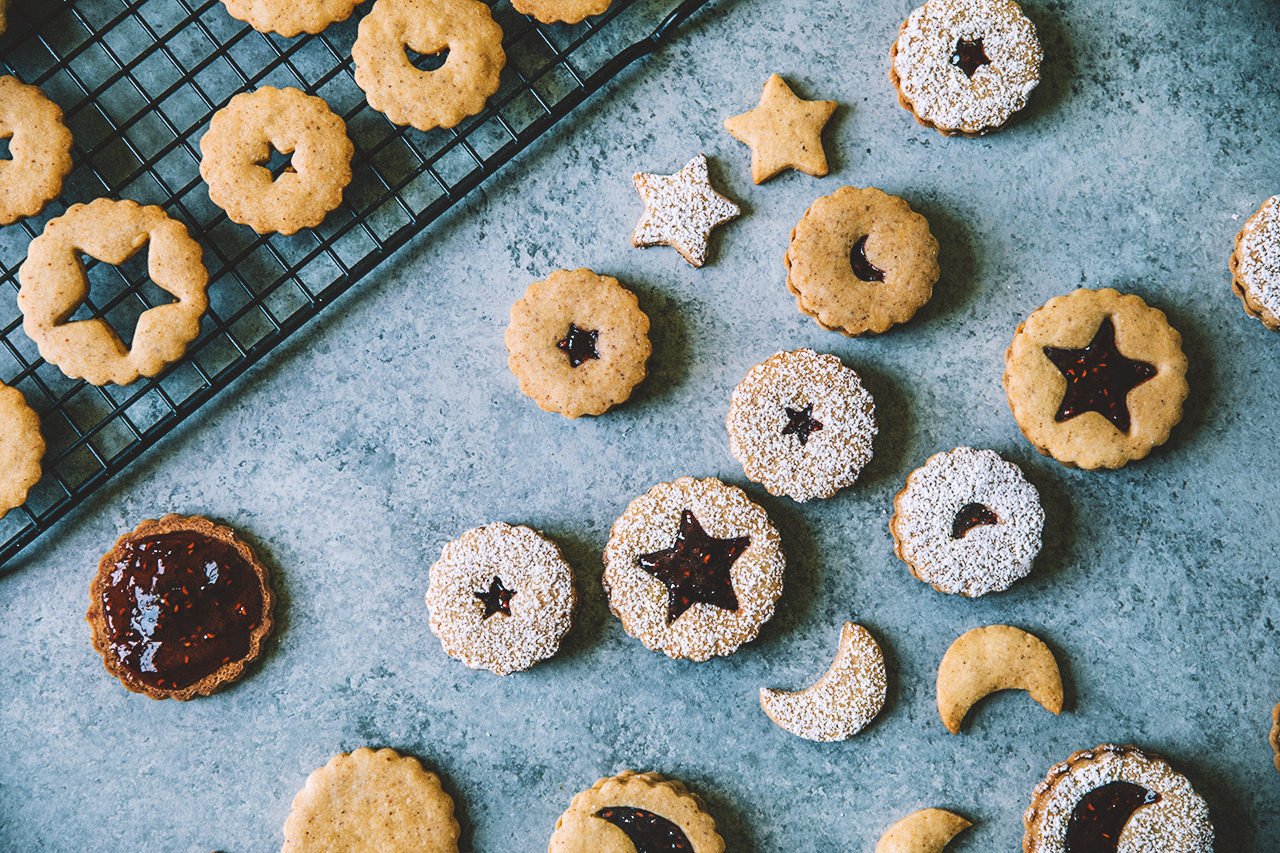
[
  {"left": 632, "top": 154, "right": 741, "bottom": 268},
  {"left": 1231, "top": 195, "right": 1280, "bottom": 330},
  {"left": 724, "top": 74, "right": 837, "bottom": 184}
]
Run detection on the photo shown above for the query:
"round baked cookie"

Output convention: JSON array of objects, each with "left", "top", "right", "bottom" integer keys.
[
  {"left": 784, "top": 186, "right": 939, "bottom": 336},
  {"left": 603, "top": 476, "right": 785, "bottom": 662},
  {"left": 726, "top": 348, "right": 877, "bottom": 502},
  {"left": 505, "top": 268, "right": 651, "bottom": 418},
  {"left": 1271, "top": 702, "right": 1280, "bottom": 773},
  {"left": 86, "top": 514, "right": 274, "bottom": 700},
  {"left": 218, "top": 0, "right": 366, "bottom": 36},
  {"left": 511, "top": 0, "right": 611, "bottom": 25},
  {"left": 18, "top": 198, "right": 210, "bottom": 386},
  {"left": 549, "top": 770, "right": 725, "bottom": 853},
  {"left": 0, "top": 76, "right": 73, "bottom": 225},
  {"left": 283, "top": 747, "right": 460, "bottom": 852},
  {"left": 353, "top": 0, "right": 506, "bottom": 132},
  {"left": 425, "top": 522, "right": 576, "bottom": 675},
  {"left": 0, "top": 382, "right": 44, "bottom": 519},
  {"left": 200, "top": 87, "right": 353, "bottom": 236},
  {"left": 1023, "top": 744, "right": 1214, "bottom": 853},
  {"left": 1003, "top": 288, "right": 1188, "bottom": 470},
  {"left": 1230, "top": 195, "right": 1280, "bottom": 330},
  {"left": 891, "top": 446, "right": 1043, "bottom": 597},
  {"left": 890, "top": 0, "right": 1043, "bottom": 136}
]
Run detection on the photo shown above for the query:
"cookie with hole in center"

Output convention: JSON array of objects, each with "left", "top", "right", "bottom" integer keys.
[
  {"left": 0, "top": 76, "right": 73, "bottom": 225},
  {"left": 1230, "top": 194, "right": 1280, "bottom": 330},
  {"left": 218, "top": 0, "right": 367, "bottom": 36},
  {"left": 511, "top": 0, "right": 611, "bottom": 24},
  {"left": 0, "top": 382, "right": 44, "bottom": 520},
  {"left": 548, "top": 770, "right": 725, "bottom": 853}
]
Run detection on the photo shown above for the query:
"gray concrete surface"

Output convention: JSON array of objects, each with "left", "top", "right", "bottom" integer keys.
[{"left": 2, "top": 0, "right": 1279, "bottom": 849}]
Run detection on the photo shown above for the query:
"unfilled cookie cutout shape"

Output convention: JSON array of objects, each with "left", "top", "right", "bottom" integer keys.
[
  {"left": 724, "top": 74, "right": 837, "bottom": 184},
  {"left": 936, "top": 624, "right": 1062, "bottom": 733},
  {"left": 1231, "top": 194, "right": 1280, "bottom": 330},
  {"left": 876, "top": 808, "right": 972, "bottom": 853},
  {"left": 760, "top": 622, "right": 887, "bottom": 742},
  {"left": 548, "top": 770, "right": 725, "bottom": 853},
  {"left": 18, "top": 198, "right": 210, "bottom": 386},
  {"left": 0, "top": 383, "right": 44, "bottom": 520},
  {"left": 506, "top": 268, "right": 651, "bottom": 418},
  {"left": 425, "top": 522, "right": 576, "bottom": 675},
  {"left": 283, "top": 747, "right": 460, "bottom": 853},
  {"left": 219, "top": 0, "right": 367, "bottom": 36},
  {"left": 0, "top": 76, "right": 73, "bottom": 225},
  {"left": 785, "top": 186, "right": 939, "bottom": 335},
  {"left": 512, "top": 0, "right": 612, "bottom": 25},
  {"left": 632, "top": 154, "right": 741, "bottom": 268},
  {"left": 1023, "top": 744, "right": 1214, "bottom": 853}
]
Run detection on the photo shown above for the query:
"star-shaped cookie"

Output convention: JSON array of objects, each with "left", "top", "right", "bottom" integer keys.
[
  {"left": 724, "top": 75, "right": 837, "bottom": 184},
  {"left": 631, "top": 154, "right": 740, "bottom": 268}
]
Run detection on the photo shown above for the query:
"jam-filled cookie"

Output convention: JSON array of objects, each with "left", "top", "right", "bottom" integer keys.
[
  {"left": 505, "top": 268, "right": 651, "bottom": 418},
  {"left": 891, "top": 447, "right": 1043, "bottom": 597},
  {"left": 86, "top": 514, "right": 275, "bottom": 700},
  {"left": 726, "top": 348, "right": 877, "bottom": 502},
  {"left": 632, "top": 154, "right": 741, "bottom": 268},
  {"left": 1230, "top": 195, "right": 1280, "bottom": 330},
  {"left": 1023, "top": 744, "right": 1215, "bottom": 852},
  {"left": 0, "top": 76, "right": 73, "bottom": 225},
  {"left": 1003, "top": 288, "right": 1189, "bottom": 470},
  {"left": 511, "top": 0, "right": 611, "bottom": 24},
  {"left": 548, "top": 770, "right": 725, "bottom": 853},
  {"left": 425, "top": 522, "right": 576, "bottom": 675},
  {"left": 0, "top": 382, "right": 44, "bottom": 520},
  {"left": 890, "top": 0, "right": 1043, "bottom": 136},
  {"left": 785, "top": 186, "right": 939, "bottom": 336},
  {"left": 603, "top": 477, "right": 785, "bottom": 662}
]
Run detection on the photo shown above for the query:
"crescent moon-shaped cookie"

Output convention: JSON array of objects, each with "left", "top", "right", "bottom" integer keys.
[
  {"left": 876, "top": 808, "right": 972, "bottom": 853},
  {"left": 936, "top": 624, "right": 1063, "bottom": 734},
  {"left": 759, "top": 622, "right": 887, "bottom": 741}
]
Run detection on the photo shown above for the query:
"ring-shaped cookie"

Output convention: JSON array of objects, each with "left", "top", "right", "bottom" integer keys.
[
  {"left": 511, "top": 0, "right": 612, "bottom": 25},
  {"left": 0, "top": 76, "right": 73, "bottom": 225},
  {"left": 218, "top": 0, "right": 367, "bottom": 37},
  {"left": 353, "top": 0, "right": 506, "bottom": 132},
  {"left": 0, "top": 382, "right": 44, "bottom": 520},
  {"left": 18, "top": 199, "right": 210, "bottom": 386},
  {"left": 200, "top": 87, "right": 354, "bottom": 236}
]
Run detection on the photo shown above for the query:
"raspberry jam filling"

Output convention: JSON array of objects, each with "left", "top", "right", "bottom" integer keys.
[
  {"left": 475, "top": 575, "right": 515, "bottom": 619},
  {"left": 951, "top": 502, "right": 999, "bottom": 539},
  {"left": 1064, "top": 781, "right": 1160, "bottom": 852},
  {"left": 1042, "top": 316, "right": 1157, "bottom": 434},
  {"left": 782, "top": 403, "right": 823, "bottom": 446},
  {"left": 850, "top": 235, "right": 886, "bottom": 282},
  {"left": 638, "top": 510, "right": 748, "bottom": 624},
  {"left": 557, "top": 323, "right": 600, "bottom": 368},
  {"left": 950, "top": 37, "right": 991, "bottom": 78}
]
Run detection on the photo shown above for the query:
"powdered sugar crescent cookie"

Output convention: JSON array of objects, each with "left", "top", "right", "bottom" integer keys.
[
  {"left": 760, "top": 622, "right": 887, "bottom": 742},
  {"left": 548, "top": 770, "right": 725, "bottom": 853},
  {"left": 426, "top": 522, "right": 575, "bottom": 675},
  {"left": 936, "top": 624, "right": 1062, "bottom": 734},
  {"left": 632, "top": 154, "right": 741, "bottom": 268},
  {"left": 0, "top": 76, "right": 73, "bottom": 225},
  {"left": 727, "top": 349, "right": 876, "bottom": 502},
  {"left": 283, "top": 747, "right": 460, "bottom": 852},
  {"left": 512, "top": 0, "right": 611, "bottom": 25},
  {"left": 0, "top": 382, "right": 44, "bottom": 519},
  {"left": 219, "top": 0, "right": 367, "bottom": 36},
  {"left": 1231, "top": 195, "right": 1280, "bottom": 330},
  {"left": 1023, "top": 744, "right": 1214, "bottom": 853},
  {"left": 891, "top": 447, "right": 1043, "bottom": 597},
  {"left": 876, "top": 808, "right": 972, "bottom": 853},
  {"left": 603, "top": 477, "right": 785, "bottom": 662}
]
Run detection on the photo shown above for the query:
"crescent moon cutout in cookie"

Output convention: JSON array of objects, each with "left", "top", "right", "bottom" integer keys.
[
  {"left": 594, "top": 806, "right": 693, "bottom": 853},
  {"left": 875, "top": 808, "right": 972, "bottom": 853},
  {"left": 1064, "top": 782, "right": 1159, "bottom": 852},
  {"left": 936, "top": 625, "right": 1063, "bottom": 734}
]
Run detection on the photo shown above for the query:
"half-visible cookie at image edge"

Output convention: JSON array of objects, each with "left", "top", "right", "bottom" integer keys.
[
  {"left": 1271, "top": 702, "right": 1280, "bottom": 773},
  {"left": 548, "top": 770, "right": 725, "bottom": 853},
  {"left": 1230, "top": 194, "right": 1280, "bottom": 330},
  {"left": 0, "top": 382, "right": 44, "bottom": 520},
  {"left": 724, "top": 74, "right": 837, "bottom": 185},
  {"left": 876, "top": 808, "right": 972, "bottom": 853},
  {"left": 511, "top": 0, "right": 612, "bottom": 25},
  {"left": 218, "top": 0, "right": 367, "bottom": 37},
  {"left": 0, "top": 75, "right": 74, "bottom": 225}
]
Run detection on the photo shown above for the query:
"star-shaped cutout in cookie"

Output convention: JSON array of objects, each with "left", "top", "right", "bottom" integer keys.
[
  {"left": 632, "top": 154, "right": 741, "bottom": 268},
  {"left": 781, "top": 404, "right": 823, "bottom": 446},
  {"left": 724, "top": 74, "right": 837, "bottom": 184},
  {"left": 475, "top": 576, "right": 515, "bottom": 619},
  {"left": 1042, "top": 316, "right": 1157, "bottom": 434},
  {"left": 637, "top": 510, "right": 749, "bottom": 624}
]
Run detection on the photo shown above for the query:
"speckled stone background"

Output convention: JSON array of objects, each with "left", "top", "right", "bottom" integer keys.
[{"left": 2, "top": 0, "right": 1278, "bottom": 849}]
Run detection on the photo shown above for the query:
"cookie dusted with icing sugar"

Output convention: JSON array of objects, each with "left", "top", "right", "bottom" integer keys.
[{"left": 1231, "top": 195, "right": 1280, "bottom": 330}]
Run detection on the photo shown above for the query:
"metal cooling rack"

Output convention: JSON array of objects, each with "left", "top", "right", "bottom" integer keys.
[{"left": 0, "top": 0, "right": 710, "bottom": 571}]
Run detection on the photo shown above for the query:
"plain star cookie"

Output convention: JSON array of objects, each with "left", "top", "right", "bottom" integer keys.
[
  {"left": 219, "top": 0, "right": 366, "bottom": 36},
  {"left": 548, "top": 770, "right": 725, "bottom": 853},
  {"left": 1230, "top": 195, "right": 1280, "bottom": 330},
  {"left": 511, "top": 0, "right": 611, "bottom": 24},
  {"left": 726, "top": 348, "right": 877, "bottom": 502},
  {"left": 936, "top": 625, "right": 1062, "bottom": 734},
  {"left": 0, "top": 382, "right": 44, "bottom": 520},
  {"left": 724, "top": 74, "right": 837, "bottom": 184},
  {"left": 891, "top": 447, "right": 1043, "bottom": 597},
  {"left": 283, "top": 747, "right": 460, "bottom": 852},
  {"left": 0, "top": 76, "right": 73, "bottom": 225},
  {"left": 603, "top": 477, "right": 785, "bottom": 662},
  {"left": 426, "top": 523, "right": 576, "bottom": 675},
  {"left": 632, "top": 154, "right": 741, "bottom": 268}
]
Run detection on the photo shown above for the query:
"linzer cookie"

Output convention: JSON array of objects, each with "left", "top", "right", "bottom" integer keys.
[
  {"left": 219, "top": 0, "right": 366, "bottom": 36},
  {"left": 425, "top": 522, "right": 575, "bottom": 675},
  {"left": 724, "top": 74, "right": 837, "bottom": 185},
  {"left": 549, "top": 770, "right": 724, "bottom": 853},
  {"left": 1023, "top": 744, "right": 1214, "bottom": 852},
  {"left": 1230, "top": 195, "right": 1280, "bottom": 330},
  {"left": 0, "top": 76, "right": 73, "bottom": 225},
  {"left": 511, "top": 0, "right": 611, "bottom": 24},
  {"left": 891, "top": 447, "right": 1043, "bottom": 597},
  {"left": 726, "top": 349, "right": 877, "bottom": 502},
  {"left": 86, "top": 514, "right": 274, "bottom": 700},
  {"left": 603, "top": 477, "right": 785, "bottom": 662},
  {"left": 785, "top": 186, "right": 939, "bottom": 335},
  {"left": 1004, "top": 288, "right": 1188, "bottom": 469},
  {"left": 0, "top": 382, "right": 44, "bottom": 520},
  {"left": 890, "top": 0, "right": 1043, "bottom": 136},
  {"left": 632, "top": 154, "right": 741, "bottom": 268}
]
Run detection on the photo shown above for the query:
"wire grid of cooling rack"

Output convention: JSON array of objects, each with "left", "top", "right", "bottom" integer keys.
[{"left": 0, "top": 0, "right": 709, "bottom": 571}]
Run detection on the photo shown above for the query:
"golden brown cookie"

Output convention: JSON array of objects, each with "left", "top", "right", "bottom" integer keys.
[
  {"left": 784, "top": 186, "right": 939, "bottom": 335},
  {"left": 936, "top": 624, "right": 1062, "bottom": 734},
  {"left": 86, "top": 514, "right": 274, "bottom": 701},
  {"left": 724, "top": 74, "right": 837, "bottom": 184},
  {"left": 200, "top": 87, "right": 353, "bottom": 236},
  {"left": 632, "top": 154, "right": 741, "bottom": 268},
  {"left": 18, "top": 199, "right": 210, "bottom": 386},
  {"left": 353, "top": 0, "right": 506, "bottom": 132},
  {"left": 505, "top": 268, "right": 651, "bottom": 418},
  {"left": 0, "top": 382, "right": 44, "bottom": 520},
  {"left": 511, "top": 0, "right": 611, "bottom": 24},
  {"left": 218, "top": 0, "right": 367, "bottom": 36},
  {"left": 1230, "top": 195, "right": 1280, "bottom": 330},
  {"left": 1271, "top": 703, "right": 1280, "bottom": 772},
  {"left": 283, "top": 748, "right": 460, "bottom": 852},
  {"left": 1003, "top": 288, "right": 1189, "bottom": 470},
  {"left": 876, "top": 808, "right": 972, "bottom": 853},
  {"left": 0, "top": 76, "right": 73, "bottom": 225},
  {"left": 548, "top": 770, "right": 725, "bottom": 853}
]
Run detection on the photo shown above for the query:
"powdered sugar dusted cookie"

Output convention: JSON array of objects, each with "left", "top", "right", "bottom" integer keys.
[
  {"left": 549, "top": 770, "right": 725, "bottom": 853},
  {"left": 1231, "top": 195, "right": 1280, "bottom": 330},
  {"left": 1023, "top": 744, "right": 1214, "bottom": 853},
  {"left": 426, "top": 522, "right": 575, "bottom": 675},
  {"left": 760, "top": 622, "right": 887, "bottom": 742},
  {"left": 603, "top": 477, "right": 785, "bottom": 662},
  {"left": 727, "top": 349, "right": 877, "bottom": 502},
  {"left": 891, "top": 447, "right": 1043, "bottom": 597},
  {"left": 0, "top": 382, "right": 44, "bottom": 520},
  {"left": 632, "top": 154, "right": 740, "bottom": 268}
]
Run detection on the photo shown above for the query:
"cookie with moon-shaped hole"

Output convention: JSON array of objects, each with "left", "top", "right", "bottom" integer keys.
[
  {"left": 548, "top": 770, "right": 724, "bottom": 853},
  {"left": 759, "top": 621, "right": 887, "bottom": 742},
  {"left": 1023, "top": 744, "right": 1214, "bottom": 852},
  {"left": 876, "top": 808, "right": 972, "bottom": 853},
  {"left": 936, "top": 624, "right": 1063, "bottom": 733}
]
